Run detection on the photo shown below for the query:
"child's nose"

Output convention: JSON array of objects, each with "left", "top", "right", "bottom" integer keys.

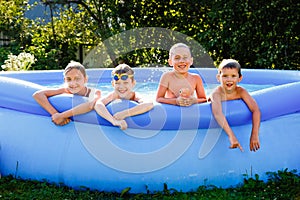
[
  {"left": 227, "top": 77, "right": 235, "bottom": 81},
  {"left": 69, "top": 80, "right": 77, "bottom": 86},
  {"left": 179, "top": 57, "right": 185, "bottom": 62}
]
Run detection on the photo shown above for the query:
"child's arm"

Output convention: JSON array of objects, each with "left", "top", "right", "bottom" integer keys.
[
  {"left": 58, "top": 90, "right": 101, "bottom": 119},
  {"left": 241, "top": 90, "right": 261, "bottom": 151},
  {"left": 184, "top": 75, "right": 208, "bottom": 106},
  {"left": 156, "top": 73, "right": 179, "bottom": 105},
  {"left": 33, "top": 88, "right": 66, "bottom": 116},
  {"left": 33, "top": 88, "right": 70, "bottom": 125},
  {"left": 156, "top": 84, "right": 178, "bottom": 105},
  {"left": 210, "top": 90, "right": 243, "bottom": 151},
  {"left": 194, "top": 75, "right": 207, "bottom": 103},
  {"left": 113, "top": 101, "right": 154, "bottom": 120},
  {"left": 94, "top": 94, "right": 128, "bottom": 130}
]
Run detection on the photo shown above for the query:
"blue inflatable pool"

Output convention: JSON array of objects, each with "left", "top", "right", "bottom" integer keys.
[{"left": 0, "top": 68, "right": 300, "bottom": 193}]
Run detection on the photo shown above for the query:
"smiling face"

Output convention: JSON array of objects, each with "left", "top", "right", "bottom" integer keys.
[
  {"left": 217, "top": 67, "right": 242, "bottom": 93},
  {"left": 168, "top": 46, "right": 193, "bottom": 74},
  {"left": 64, "top": 68, "right": 87, "bottom": 95},
  {"left": 112, "top": 73, "right": 136, "bottom": 99}
]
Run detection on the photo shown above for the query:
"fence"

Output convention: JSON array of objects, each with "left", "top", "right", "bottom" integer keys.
[{"left": 0, "top": 32, "right": 11, "bottom": 47}]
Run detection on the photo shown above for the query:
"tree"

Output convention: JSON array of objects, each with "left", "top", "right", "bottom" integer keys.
[{"left": 1, "top": 0, "right": 299, "bottom": 70}]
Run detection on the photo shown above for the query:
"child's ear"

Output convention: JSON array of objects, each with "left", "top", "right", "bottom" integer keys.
[
  {"left": 216, "top": 74, "right": 220, "bottom": 82},
  {"left": 168, "top": 58, "right": 172, "bottom": 66},
  {"left": 238, "top": 75, "right": 243, "bottom": 82},
  {"left": 132, "top": 79, "right": 136, "bottom": 87}
]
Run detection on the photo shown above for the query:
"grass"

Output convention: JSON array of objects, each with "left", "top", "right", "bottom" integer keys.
[{"left": 1, "top": 169, "right": 300, "bottom": 200}]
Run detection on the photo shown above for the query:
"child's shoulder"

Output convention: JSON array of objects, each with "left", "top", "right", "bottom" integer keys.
[
  {"left": 236, "top": 85, "right": 248, "bottom": 93},
  {"left": 189, "top": 72, "right": 201, "bottom": 78},
  {"left": 162, "top": 70, "right": 174, "bottom": 76},
  {"left": 160, "top": 71, "right": 174, "bottom": 82}
]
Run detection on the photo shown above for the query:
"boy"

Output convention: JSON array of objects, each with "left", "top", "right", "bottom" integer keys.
[
  {"left": 210, "top": 59, "right": 260, "bottom": 152},
  {"left": 94, "top": 64, "right": 154, "bottom": 130},
  {"left": 156, "top": 43, "right": 207, "bottom": 106}
]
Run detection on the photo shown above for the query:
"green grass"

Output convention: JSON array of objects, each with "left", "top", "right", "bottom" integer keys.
[{"left": 1, "top": 169, "right": 300, "bottom": 200}]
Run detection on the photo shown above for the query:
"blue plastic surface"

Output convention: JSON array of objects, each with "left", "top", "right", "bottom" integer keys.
[{"left": 0, "top": 68, "right": 300, "bottom": 193}]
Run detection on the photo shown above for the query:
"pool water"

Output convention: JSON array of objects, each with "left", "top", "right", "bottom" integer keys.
[{"left": 46, "top": 82, "right": 274, "bottom": 101}]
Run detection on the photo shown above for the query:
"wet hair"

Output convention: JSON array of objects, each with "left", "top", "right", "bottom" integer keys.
[
  {"left": 64, "top": 61, "right": 87, "bottom": 77},
  {"left": 112, "top": 64, "right": 134, "bottom": 76},
  {"left": 218, "top": 59, "right": 242, "bottom": 77},
  {"left": 169, "top": 43, "right": 192, "bottom": 58}
]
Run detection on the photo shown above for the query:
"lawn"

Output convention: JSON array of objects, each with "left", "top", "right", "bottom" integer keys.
[{"left": 0, "top": 169, "right": 300, "bottom": 199}]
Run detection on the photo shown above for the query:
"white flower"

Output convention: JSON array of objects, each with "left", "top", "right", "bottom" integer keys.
[{"left": 1, "top": 52, "right": 36, "bottom": 71}]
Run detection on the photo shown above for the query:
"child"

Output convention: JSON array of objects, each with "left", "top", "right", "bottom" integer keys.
[
  {"left": 33, "top": 61, "right": 101, "bottom": 126},
  {"left": 94, "top": 64, "right": 154, "bottom": 130},
  {"left": 209, "top": 59, "right": 261, "bottom": 152},
  {"left": 156, "top": 43, "right": 207, "bottom": 106}
]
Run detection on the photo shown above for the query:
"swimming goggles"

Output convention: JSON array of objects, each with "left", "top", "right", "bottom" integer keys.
[{"left": 113, "top": 73, "right": 133, "bottom": 81}]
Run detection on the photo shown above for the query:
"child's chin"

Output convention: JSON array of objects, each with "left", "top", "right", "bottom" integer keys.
[{"left": 119, "top": 94, "right": 128, "bottom": 99}]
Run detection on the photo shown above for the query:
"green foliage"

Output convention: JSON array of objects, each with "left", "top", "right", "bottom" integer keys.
[
  {"left": 0, "top": 0, "right": 28, "bottom": 40},
  {"left": 198, "top": 0, "right": 300, "bottom": 69},
  {"left": 0, "top": 169, "right": 300, "bottom": 199},
  {"left": 0, "top": 0, "right": 299, "bottom": 69}
]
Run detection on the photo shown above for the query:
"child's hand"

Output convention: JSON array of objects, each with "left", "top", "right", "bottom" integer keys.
[
  {"left": 94, "top": 90, "right": 101, "bottom": 99},
  {"left": 113, "top": 119, "right": 128, "bottom": 130},
  {"left": 113, "top": 111, "right": 128, "bottom": 120},
  {"left": 250, "top": 134, "right": 260, "bottom": 152},
  {"left": 52, "top": 113, "right": 70, "bottom": 126},
  {"left": 176, "top": 96, "right": 196, "bottom": 107},
  {"left": 229, "top": 136, "right": 244, "bottom": 152},
  {"left": 89, "top": 91, "right": 102, "bottom": 109}
]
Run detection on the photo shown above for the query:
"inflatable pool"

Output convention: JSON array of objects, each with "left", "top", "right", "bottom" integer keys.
[{"left": 0, "top": 68, "right": 300, "bottom": 193}]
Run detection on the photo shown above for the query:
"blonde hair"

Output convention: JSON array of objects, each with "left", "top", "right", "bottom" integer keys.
[
  {"left": 169, "top": 43, "right": 192, "bottom": 58},
  {"left": 218, "top": 59, "right": 242, "bottom": 77},
  {"left": 112, "top": 64, "right": 134, "bottom": 76},
  {"left": 64, "top": 61, "right": 87, "bottom": 77}
]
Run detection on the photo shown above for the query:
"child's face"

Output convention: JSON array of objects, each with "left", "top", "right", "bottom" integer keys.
[
  {"left": 112, "top": 73, "right": 136, "bottom": 99},
  {"left": 217, "top": 68, "right": 242, "bottom": 92},
  {"left": 64, "top": 68, "right": 87, "bottom": 94},
  {"left": 168, "top": 47, "right": 193, "bottom": 73}
]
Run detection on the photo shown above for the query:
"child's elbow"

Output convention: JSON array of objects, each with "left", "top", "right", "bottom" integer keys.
[
  {"left": 32, "top": 91, "right": 41, "bottom": 100},
  {"left": 94, "top": 101, "right": 105, "bottom": 110}
]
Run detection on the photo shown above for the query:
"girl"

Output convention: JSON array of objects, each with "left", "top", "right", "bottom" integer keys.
[{"left": 33, "top": 61, "right": 101, "bottom": 126}]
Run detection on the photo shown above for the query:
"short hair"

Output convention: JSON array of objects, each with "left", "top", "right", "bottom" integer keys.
[
  {"left": 218, "top": 59, "right": 242, "bottom": 77},
  {"left": 169, "top": 43, "right": 192, "bottom": 57},
  {"left": 112, "top": 63, "right": 134, "bottom": 76},
  {"left": 64, "top": 61, "right": 87, "bottom": 77}
]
